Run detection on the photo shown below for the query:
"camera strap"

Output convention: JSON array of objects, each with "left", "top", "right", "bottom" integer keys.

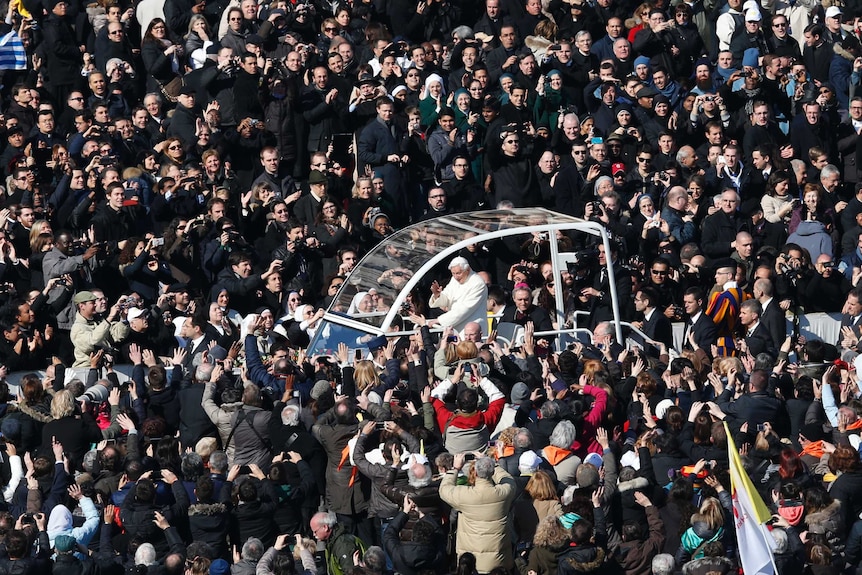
[{"left": 224, "top": 408, "right": 272, "bottom": 454}]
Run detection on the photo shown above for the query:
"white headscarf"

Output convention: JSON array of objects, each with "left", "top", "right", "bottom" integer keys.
[
  {"left": 423, "top": 73, "right": 445, "bottom": 99},
  {"left": 347, "top": 292, "right": 370, "bottom": 315}
]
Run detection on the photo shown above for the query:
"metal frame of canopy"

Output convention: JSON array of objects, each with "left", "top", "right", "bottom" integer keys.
[{"left": 306, "top": 208, "right": 626, "bottom": 354}]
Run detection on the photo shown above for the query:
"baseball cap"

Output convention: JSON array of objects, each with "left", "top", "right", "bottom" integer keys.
[
  {"left": 73, "top": 291, "right": 97, "bottom": 304},
  {"left": 826, "top": 6, "right": 842, "bottom": 18},
  {"left": 611, "top": 162, "right": 626, "bottom": 175},
  {"left": 126, "top": 307, "right": 146, "bottom": 321}
]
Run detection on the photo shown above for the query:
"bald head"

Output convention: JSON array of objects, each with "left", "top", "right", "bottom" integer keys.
[
  {"left": 735, "top": 231, "right": 753, "bottom": 258},
  {"left": 463, "top": 321, "right": 483, "bottom": 342}
]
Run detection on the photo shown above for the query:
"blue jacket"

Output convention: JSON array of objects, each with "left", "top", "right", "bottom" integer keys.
[{"left": 244, "top": 334, "right": 312, "bottom": 400}]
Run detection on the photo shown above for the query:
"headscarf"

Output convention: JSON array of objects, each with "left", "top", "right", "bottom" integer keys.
[
  {"left": 347, "top": 291, "right": 370, "bottom": 315},
  {"left": 423, "top": 73, "right": 445, "bottom": 99},
  {"left": 453, "top": 88, "right": 470, "bottom": 112}
]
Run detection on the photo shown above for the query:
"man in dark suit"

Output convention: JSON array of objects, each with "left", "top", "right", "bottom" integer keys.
[
  {"left": 484, "top": 24, "right": 531, "bottom": 84},
  {"left": 293, "top": 170, "right": 327, "bottom": 227},
  {"left": 682, "top": 286, "right": 718, "bottom": 354},
  {"left": 753, "top": 278, "right": 787, "bottom": 351},
  {"left": 837, "top": 287, "right": 862, "bottom": 352},
  {"left": 580, "top": 320, "right": 624, "bottom": 362},
  {"left": 715, "top": 368, "right": 784, "bottom": 429},
  {"left": 500, "top": 286, "right": 554, "bottom": 335},
  {"left": 357, "top": 97, "right": 409, "bottom": 226},
  {"left": 738, "top": 299, "right": 775, "bottom": 357},
  {"left": 583, "top": 241, "right": 634, "bottom": 328},
  {"left": 633, "top": 287, "right": 672, "bottom": 356},
  {"left": 179, "top": 315, "right": 214, "bottom": 371}
]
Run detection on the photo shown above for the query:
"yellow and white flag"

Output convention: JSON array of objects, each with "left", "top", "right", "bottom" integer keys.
[{"left": 725, "top": 421, "right": 777, "bottom": 575}]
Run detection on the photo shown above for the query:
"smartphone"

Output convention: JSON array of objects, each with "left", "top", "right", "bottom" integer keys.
[
  {"left": 375, "top": 421, "right": 387, "bottom": 430},
  {"left": 590, "top": 137, "right": 603, "bottom": 145},
  {"left": 464, "top": 453, "right": 476, "bottom": 461},
  {"left": 717, "top": 155, "right": 726, "bottom": 164},
  {"left": 756, "top": 424, "right": 766, "bottom": 432},
  {"left": 354, "top": 349, "right": 362, "bottom": 362},
  {"left": 839, "top": 261, "right": 848, "bottom": 274},
  {"left": 151, "top": 237, "right": 165, "bottom": 247},
  {"left": 447, "top": 335, "right": 459, "bottom": 343}
]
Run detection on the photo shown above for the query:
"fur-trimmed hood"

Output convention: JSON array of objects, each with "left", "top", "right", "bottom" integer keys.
[
  {"left": 806, "top": 499, "right": 842, "bottom": 534},
  {"left": 17, "top": 399, "right": 53, "bottom": 423},
  {"left": 562, "top": 546, "right": 606, "bottom": 573},
  {"left": 834, "top": 41, "right": 858, "bottom": 62},
  {"left": 188, "top": 503, "right": 227, "bottom": 516},
  {"left": 617, "top": 477, "right": 649, "bottom": 493}
]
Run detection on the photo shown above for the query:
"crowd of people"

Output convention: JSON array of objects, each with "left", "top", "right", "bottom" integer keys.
[{"left": 1, "top": 0, "right": 862, "bottom": 573}]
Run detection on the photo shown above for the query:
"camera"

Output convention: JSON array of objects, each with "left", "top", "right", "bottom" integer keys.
[
  {"left": 757, "top": 423, "right": 766, "bottom": 432},
  {"left": 464, "top": 453, "right": 476, "bottom": 461},
  {"left": 375, "top": 421, "right": 387, "bottom": 430},
  {"left": 400, "top": 301, "right": 412, "bottom": 314}
]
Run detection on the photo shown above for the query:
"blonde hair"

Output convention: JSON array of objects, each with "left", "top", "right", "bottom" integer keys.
[
  {"left": 525, "top": 470, "right": 558, "bottom": 501},
  {"left": 698, "top": 497, "right": 725, "bottom": 529},
  {"left": 455, "top": 341, "right": 478, "bottom": 360},
  {"left": 293, "top": 538, "right": 317, "bottom": 561},
  {"left": 714, "top": 356, "right": 743, "bottom": 377},
  {"left": 354, "top": 360, "right": 381, "bottom": 392},
  {"left": 352, "top": 177, "right": 373, "bottom": 199},
  {"left": 50, "top": 389, "right": 76, "bottom": 419},
  {"left": 195, "top": 437, "right": 218, "bottom": 461}
]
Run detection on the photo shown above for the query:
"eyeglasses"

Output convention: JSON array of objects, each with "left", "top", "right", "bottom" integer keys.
[
  {"left": 505, "top": 139, "right": 519, "bottom": 144},
  {"left": 69, "top": 96, "right": 84, "bottom": 101},
  {"left": 152, "top": 25, "right": 165, "bottom": 30},
  {"left": 637, "top": 157, "right": 651, "bottom": 162},
  {"left": 325, "top": 27, "right": 337, "bottom": 31},
  {"left": 109, "top": 30, "right": 123, "bottom": 35},
  {"left": 772, "top": 22, "right": 787, "bottom": 27},
  {"left": 651, "top": 269, "right": 667, "bottom": 275},
  {"left": 572, "top": 150, "right": 586, "bottom": 155},
  {"left": 229, "top": 17, "right": 242, "bottom": 20},
  {"left": 168, "top": 145, "right": 182, "bottom": 150}
]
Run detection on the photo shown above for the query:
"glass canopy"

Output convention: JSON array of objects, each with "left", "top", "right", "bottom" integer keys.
[{"left": 307, "top": 208, "right": 623, "bottom": 356}]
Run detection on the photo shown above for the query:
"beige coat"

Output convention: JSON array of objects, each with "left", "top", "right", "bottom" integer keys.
[{"left": 439, "top": 466, "right": 516, "bottom": 573}]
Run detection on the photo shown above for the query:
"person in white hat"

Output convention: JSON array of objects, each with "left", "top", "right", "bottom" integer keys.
[{"left": 824, "top": 6, "right": 846, "bottom": 44}]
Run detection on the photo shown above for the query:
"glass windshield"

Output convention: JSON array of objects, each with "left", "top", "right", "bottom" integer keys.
[{"left": 330, "top": 209, "right": 584, "bottom": 327}]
